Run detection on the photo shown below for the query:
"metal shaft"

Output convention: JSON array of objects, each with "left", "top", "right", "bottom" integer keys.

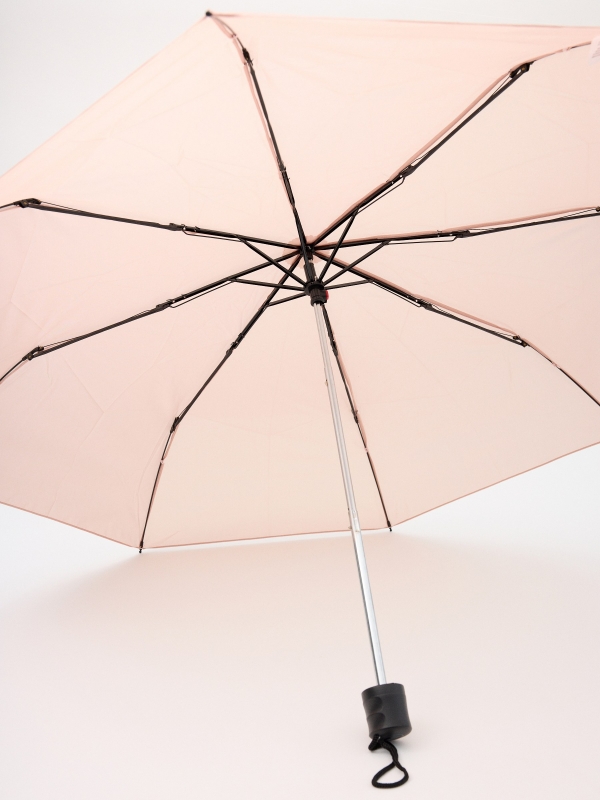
[{"left": 313, "top": 302, "right": 387, "bottom": 684}]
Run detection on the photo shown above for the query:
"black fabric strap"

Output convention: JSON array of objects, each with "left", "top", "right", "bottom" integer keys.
[{"left": 368, "top": 736, "right": 409, "bottom": 789}]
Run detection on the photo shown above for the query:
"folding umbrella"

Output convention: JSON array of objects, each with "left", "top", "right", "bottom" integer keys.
[{"left": 1, "top": 11, "right": 600, "bottom": 788}]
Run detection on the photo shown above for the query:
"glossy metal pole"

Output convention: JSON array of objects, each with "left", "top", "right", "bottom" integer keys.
[{"left": 313, "top": 301, "right": 387, "bottom": 685}]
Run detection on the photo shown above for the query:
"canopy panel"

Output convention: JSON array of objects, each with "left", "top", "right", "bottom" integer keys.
[
  {"left": 1, "top": 13, "right": 599, "bottom": 546},
  {"left": 226, "top": 14, "right": 599, "bottom": 236},
  {"left": 0, "top": 18, "right": 296, "bottom": 242},
  {"left": 0, "top": 207, "right": 291, "bottom": 381},
  {"left": 144, "top": 299, "right": 386, "bottom": 547},
  {"left": 325, "top": 284, "right": 600, "bottom": 528},
  {"left": 348, "top": 44, "right": 600, "bottom": 240},
  {"left": 353, "top": 216, "right": 600, "bottom": 400},
  {"left": 0, "top": 281, "right": 278, "bottom": 546}
]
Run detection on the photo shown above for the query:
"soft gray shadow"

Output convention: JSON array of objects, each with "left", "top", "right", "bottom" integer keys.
[{"left": 2, "top": 532, "right": 600, "bottom": 800}]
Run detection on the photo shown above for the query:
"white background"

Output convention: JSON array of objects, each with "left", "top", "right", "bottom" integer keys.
[{"left": 1, "top": 2, "right": 600, "bottom": 798}]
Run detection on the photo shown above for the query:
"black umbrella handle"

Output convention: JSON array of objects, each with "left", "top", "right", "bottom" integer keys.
[{"left": 362, "top": 683, "right": 411, "bottom": 788}]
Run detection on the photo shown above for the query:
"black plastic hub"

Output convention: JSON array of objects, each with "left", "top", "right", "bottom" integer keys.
[
  {"left": 305, "top": 280, "right": 328, "bottom": 305},
  {"left": 362, "top": 683, "right": 411, "bottom": 741}
]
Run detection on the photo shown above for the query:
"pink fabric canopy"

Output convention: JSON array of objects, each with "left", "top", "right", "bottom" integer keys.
[{"left": 1, "top": 13, "right": 599, "bottom": 548}]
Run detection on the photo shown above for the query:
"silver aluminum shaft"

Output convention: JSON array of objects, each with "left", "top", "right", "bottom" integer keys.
[{"left": 313, "top": 302, "right": 387, "bottom": 685}]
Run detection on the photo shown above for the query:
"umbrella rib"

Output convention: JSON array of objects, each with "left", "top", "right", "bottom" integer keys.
[
  {"left": 0, "top": 252, "right": 300, "bottom": 385},
  {"left": 138, "top": 261, "right": 302, "bottom": 550},
  {"left": 351, "top": 267, "right": 527, "bottom": 345},
  {"left": 233, "top": 278, "right": 303, "bottom": 290},
  {"left": 236, "top": 237, "right": 306, "bottom": 285},
  {"left": 5, "top": 198, "right": 295, "bottom": 250},
  {"left": 520, "top": 341, "right": 600, "bottom": 408},
  {"left": 318, "top": 211, "right": 358, "bottom": 281},
  {"left": 318, "top": 257, "right": 600, "bottom": 411},
  {"left": 208, "top": 13, "right": 312, "bottom": 273},
  {"left": 323, "top": 242, "right": 388, "bottom": 286},
  {"left": 327, "top": 280, "right": 370, "bottom": 290},
  {"left": 555, "top": 367, "right": 600, "bottom": 408},
  {"left": 322, "top": 305, "right": 393, "bottom": 531},
  {"left": 313, "top": 61, "right": 532, "bottom": 246},
  {"left": 313, "top": 207, "right": 600, "bottom": 250},
  {"left": 313, "top": 251, "right": 525, "bottom": 346},
  {"left": 267, "top": 292, "right": 306, "bottom": 307}
]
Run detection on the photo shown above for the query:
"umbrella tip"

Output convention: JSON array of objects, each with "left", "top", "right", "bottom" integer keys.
[
  {"left": 205, "top": 9, "right": 212, "bottom": 15},
  {"left": 138, "top": 547, "right": 143, "bottom": 554}
]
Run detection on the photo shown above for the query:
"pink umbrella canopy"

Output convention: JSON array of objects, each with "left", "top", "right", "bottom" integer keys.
[
  {"left": 2, "top": 11, "right": 600, "bottom": 786},
  {"left": 1, "top": 12, "right": 599, "bottom": 550}
]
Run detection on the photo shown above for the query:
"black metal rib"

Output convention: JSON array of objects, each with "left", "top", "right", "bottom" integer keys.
[
  {"left": 138, "top": 430, "right": 174, "bottom": 553},
  {"left": 138, "top": 266, "right": 299, "bottom": 550},
  {"left": 265, "top": 254, "right": 305, "bottom": 305},
  {"left": 236, "top": 237, "right": 306, "bottom": 286},
  {"left": 314, "top": 233, "right": 454, "bottom": 250},
  {"left": 8, "top": 198, "right": 295, "bottom": 250},
  {"left": 321, "top": 306, "right": 392, "bottom": 531},
  {"left": 314, "top": 62, "right": 532, "bottom": 246},
  {"left": 0, "top": 360, "right": 26, "bottom": 385},
  {"left": 555, "top": 367, "right": 600, "bottom": 408},
  {"left": 523, "top": 343, "right": 600, "bottom": 408},
  {"left": 319, "top": 256, "right": 600, "bottom": 412},
  {"left": 323, "top": 242, "right": 388, "bottom": 286},
  {"left": 233, "top": 278, "right": 303, "bottom": 291},
  {"left": 313, "top": 207, "right": 600, "bottom": 251},
  {"left": 0, "top": 251, "right": 300, "bottom": 385},
  {"left": 312, "top": 252, "right": 526, "bottom": 347},
  {"left": 209, "top": 14, "right": 312, "bottom": 273},
  {"left": 351, "top": 267, "right": 527, "bottom": 346},
  {"left": 318, "top": 211, "right": 358, "bottom": 281},
  {"left": 267, "top": 292, "right": 305, "bottom": 307},
  {"left": 327, "top": 280, "right": 369, "bottom": 290}
]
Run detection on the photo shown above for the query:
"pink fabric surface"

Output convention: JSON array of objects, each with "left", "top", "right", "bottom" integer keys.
[
  {"left": 356, "top": 217, "right": 600, "bottom": 401},
  {"left": 1, "top": 14, "right": 599, "bottom": 546},
  {"left": 0, "top": 208, "right": 285, "bottom": 381},
  {"left": 144, "top": 300, "right": 386, "bottom": 547},
  {"left": 0, "top": 18, "right": 296, "bottom": 241},
  {"left": 225, "top": 14, "right": 599, "bottom": 236},
  {"left": 349, "top": 44, "right": 600, "bottom": 239}
]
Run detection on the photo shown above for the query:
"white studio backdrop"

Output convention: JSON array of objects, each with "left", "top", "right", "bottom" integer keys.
[{"left": 1, "top": 2, "right": 600, "bottom": 798}]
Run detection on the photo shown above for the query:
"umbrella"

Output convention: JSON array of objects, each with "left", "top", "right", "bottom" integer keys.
[{"left": 1, "top": 11, "right": 600, "bottom": 787}]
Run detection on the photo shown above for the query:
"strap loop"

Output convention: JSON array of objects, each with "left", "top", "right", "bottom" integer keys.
[{"left": 368, "top": 735, "right": 409, "bottom": 789}]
